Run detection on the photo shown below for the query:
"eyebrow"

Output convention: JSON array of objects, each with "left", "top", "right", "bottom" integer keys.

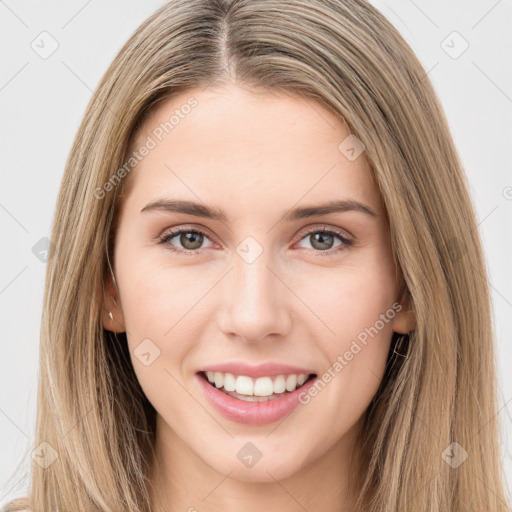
[{"left": 140, "top": 198, "right": 378, "bottom": 221}]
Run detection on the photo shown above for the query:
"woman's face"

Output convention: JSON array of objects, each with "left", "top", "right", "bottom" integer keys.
[{"left": 105, "top": 83, "right": 414, "bottom": 483}]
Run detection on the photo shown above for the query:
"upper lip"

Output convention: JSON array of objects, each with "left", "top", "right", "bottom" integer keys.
[{"left": 197, "top": 361, "right": 317, "bottom": 379}]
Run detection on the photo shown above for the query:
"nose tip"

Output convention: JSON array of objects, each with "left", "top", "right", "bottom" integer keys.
[{"left": 216, "top": 257, "right": 292, "bottom": 343}]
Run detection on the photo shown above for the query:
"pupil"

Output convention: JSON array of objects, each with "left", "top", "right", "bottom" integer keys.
[
  {"left": 182, "top": 231, "right": 203, "bottom": 249},
  {"left": 312, "top": 232, "right": 333, "bottom": 250}
]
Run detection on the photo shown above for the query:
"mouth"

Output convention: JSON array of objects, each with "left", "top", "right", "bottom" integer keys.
[{"left": 197, "top": 370, "right": 318, "bottom": 402}]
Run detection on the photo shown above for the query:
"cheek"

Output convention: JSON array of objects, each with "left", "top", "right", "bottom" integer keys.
[
  {"left": 297, "top": 256, "right": 397, "bottom": 341},
  {"left": 318, "top": 284, "right": 394, "bottom": 392},
  {"left": 295, "top": 247, "right": 397, "bottom": 401},
  {"left": 116, "top": 263, "right": 202, "bottom": 414},
  {"left": 118, "top": 258, "right": 209, "bottom": 336},
  {"left": 115, "top": 261, "right": 205, "bottom": 394}
]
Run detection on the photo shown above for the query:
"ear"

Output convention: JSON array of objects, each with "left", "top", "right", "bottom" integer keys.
[
  {"left": 102, "top": 272, "right": 126, "bottom": 333},
  {"left": 392, "top": 292, "right": 416, "bottom": 334}
]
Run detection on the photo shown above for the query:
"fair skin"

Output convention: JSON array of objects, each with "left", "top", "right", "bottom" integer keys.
[{"left": 103, "top": 83, "right": 415, "bottom": 512}]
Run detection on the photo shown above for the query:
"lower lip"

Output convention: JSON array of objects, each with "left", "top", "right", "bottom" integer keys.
[{"left": 196, "top": 372, "right": 317, "bottom": 425}]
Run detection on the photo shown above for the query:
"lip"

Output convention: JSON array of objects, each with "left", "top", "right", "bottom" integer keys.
[
  {"left": 196, "top": 361, "right": 316, "bottom": 378},
  {"left": 195, "top": 372, "right": 318, "bottom": 425}
]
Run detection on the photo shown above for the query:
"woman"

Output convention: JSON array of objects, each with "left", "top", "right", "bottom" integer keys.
[{"left": 4, "top": 0, "right": 510, "bottom": 510}]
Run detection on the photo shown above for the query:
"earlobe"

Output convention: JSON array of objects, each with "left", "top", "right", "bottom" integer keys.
[
  {"left": 392, "top": 295, "right": 416, "bottom": 334},
  {"left": 102, "top": 273, "right": 126, "bottom": 333}
]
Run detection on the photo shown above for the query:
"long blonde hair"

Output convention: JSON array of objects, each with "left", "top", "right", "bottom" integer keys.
[{"left": 4, "top": 0, "right": 510, "bottom": 510}]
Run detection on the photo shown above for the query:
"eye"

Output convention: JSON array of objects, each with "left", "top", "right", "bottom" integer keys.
[
  {"left": 157, "top": 225, "right": 353, "bottom": 256},
  {"left": 295, "top": 225, "right": 353, "bottom": 255},
  {"left": 157, "top": 226, "right": 215, "bottom": 255}
]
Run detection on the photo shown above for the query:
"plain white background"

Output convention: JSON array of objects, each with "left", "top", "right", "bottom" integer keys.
[{"left": 1, "top": 0, "right": 511, "bottom": 508}]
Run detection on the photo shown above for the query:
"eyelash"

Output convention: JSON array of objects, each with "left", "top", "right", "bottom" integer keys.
[{"left": 156, "top": 225, "right": 353, "bottom": 256}]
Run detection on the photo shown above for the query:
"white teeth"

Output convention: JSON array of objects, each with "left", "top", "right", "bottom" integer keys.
[
  {"left": 203, "top": 371, "right": 312, "bottom": 396},
  {"left": 253, "top": 376, "right": 274, "bottom": 397},
  {"left": 214, "top": 372, "right": 224, "bottom": 389},
  {"left": 285, "top": 374, "right": 297, "bottom": 391},
  {"left": 273, "top": 375, "right": 286, "bottom": 393},
  {"left": 226, "top": 390, "right": 280, "bottom": 402},
  {"left": 235, "top": 375, "right": 254, "bottom": 395},
  {"left": 223, "top": 373, "right": 236, "bottom": 392},
  {"left": 297, "top": 374, "right": 307, "bottom": 386}
]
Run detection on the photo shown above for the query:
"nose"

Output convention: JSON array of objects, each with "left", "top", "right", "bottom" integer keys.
[{"left": 217, "top": 249, "right": 292, "bottom": 343}]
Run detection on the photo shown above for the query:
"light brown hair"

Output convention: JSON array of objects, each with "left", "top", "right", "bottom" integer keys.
[{"left": 4, "top": 0, "right": 510, "bottom": 510}]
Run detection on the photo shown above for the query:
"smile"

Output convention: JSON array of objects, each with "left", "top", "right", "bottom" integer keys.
[
  {"left": 196, "top": 371, "right": 318, "bottom": 425},
  {"left": 202, "top": 370, "right": 315, "bottom": 401}
]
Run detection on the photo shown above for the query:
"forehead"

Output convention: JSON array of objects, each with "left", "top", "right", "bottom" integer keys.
[{"left": 123, "top": 84, "right": 382, "bottom": 218}]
